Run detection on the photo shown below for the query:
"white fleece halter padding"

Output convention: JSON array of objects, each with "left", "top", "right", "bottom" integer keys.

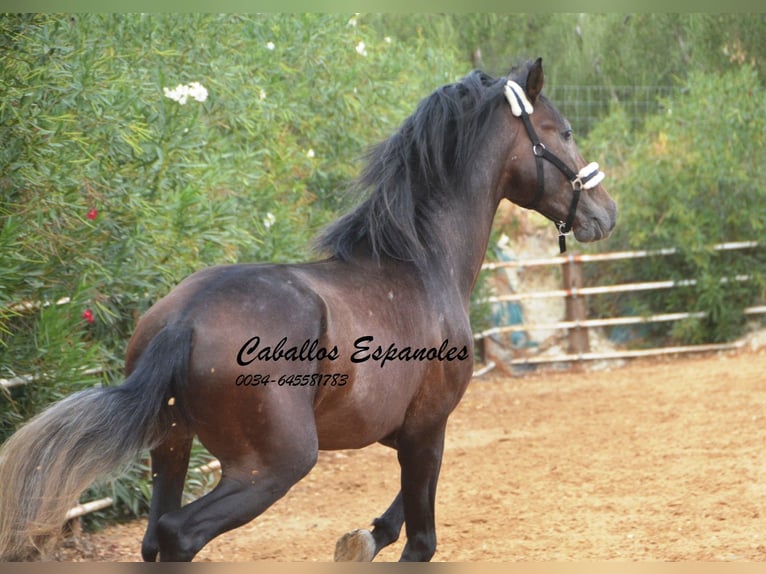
[
  {"left": 504, "top": 81, "right": 534, "bottom": 117},
  {"left": 578, "top": 162, "right": 606, "bottom": 190}
]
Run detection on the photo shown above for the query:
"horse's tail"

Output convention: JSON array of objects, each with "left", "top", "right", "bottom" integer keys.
[{"left": 0, "top": 323, "right": 193, "bottom": 561}]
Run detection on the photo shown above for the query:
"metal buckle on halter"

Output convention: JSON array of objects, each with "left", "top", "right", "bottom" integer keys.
[{"left": 532, "top": 143, "right": 546, "bottom": 157}]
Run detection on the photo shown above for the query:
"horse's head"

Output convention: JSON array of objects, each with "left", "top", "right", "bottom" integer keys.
[{"left": 500, "top": 58, "right": 617, "bottom": 251}]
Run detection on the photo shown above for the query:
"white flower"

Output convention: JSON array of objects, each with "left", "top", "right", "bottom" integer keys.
[
  {"left": 163, "top": 81, "right": 208, "bottom": 105},
  {"left": 187, "top": 81, "right": 208, "bottom": 103},
  {"left": 163, "top": 85, "right": 188, "bottom": 105},
  {"left": 263, "top": 212, "right": 276, "bottom": 229},
  {"left": 306, "top": 149, "right": 315, "bottom": 159},
  {"left": 348, "top": 15, "right": 358, "bottom": 27},
  {"left": 384, "top": 36, "right": 392, "bottom": 44},
  {"left": 266, "top": 41, "right": 275, "bottom": 50},
  {"left": 355, "top": 41, "right": 367, "bottom": 56},
  {"left": 259, "top": 88, "right": 267, "bottom": 101}
]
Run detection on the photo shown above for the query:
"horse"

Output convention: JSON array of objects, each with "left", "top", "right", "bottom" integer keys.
[{"left": 0, "top": 58, "right": 616, "bottom": 562}]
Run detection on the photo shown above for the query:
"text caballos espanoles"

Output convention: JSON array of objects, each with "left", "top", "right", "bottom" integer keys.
[{"left": 236, "top": 335, "right": 469, "bottom": 369}]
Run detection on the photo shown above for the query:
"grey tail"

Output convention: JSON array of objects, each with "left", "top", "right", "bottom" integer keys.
[{"left": 0, "top": 324, "right": 193, "bottom": 560}]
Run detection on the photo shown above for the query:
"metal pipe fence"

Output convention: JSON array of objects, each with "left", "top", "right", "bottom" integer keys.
[{"left": 473, "top": 241, "right": 764, "bottom": 369}]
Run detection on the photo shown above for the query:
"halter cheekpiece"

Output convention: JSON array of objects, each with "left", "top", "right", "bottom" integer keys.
[{"left": 504, "top": 80, "right": 605, "bottom": 253}]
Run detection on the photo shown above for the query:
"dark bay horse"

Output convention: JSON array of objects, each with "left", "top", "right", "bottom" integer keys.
[{"left": 0, "top": 58, "right": 616, "bottom": 562}]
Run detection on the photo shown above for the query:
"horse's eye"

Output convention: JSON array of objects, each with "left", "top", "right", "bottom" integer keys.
[{"left": 563, "top": 129, "right": 574, "bottom": 141}]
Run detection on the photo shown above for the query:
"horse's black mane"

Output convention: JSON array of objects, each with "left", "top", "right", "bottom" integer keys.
[{"left": 314, "top": 66, "right": 529, "bottom": 268}]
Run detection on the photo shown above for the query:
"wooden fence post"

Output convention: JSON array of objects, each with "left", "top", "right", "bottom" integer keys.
[{"left": 562, "top": 255, "right": 590, "bottom": 355}]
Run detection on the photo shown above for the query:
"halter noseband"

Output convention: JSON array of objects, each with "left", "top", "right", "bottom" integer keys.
[{"left": 504, "top": 80, "right": 605, "bottom": 253}]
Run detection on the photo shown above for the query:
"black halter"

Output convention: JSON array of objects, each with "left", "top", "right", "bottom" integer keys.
[{"left": 505, "top": 81, "right": 604, "bottom": 253}]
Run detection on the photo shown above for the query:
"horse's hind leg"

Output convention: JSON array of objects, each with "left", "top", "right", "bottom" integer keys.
[
  {"left": 141, "top": 432, "right": 193, "bottom": 561},
  {"left": 152, "top": 392, "right": 319, "bottom": 562},
  {"left": 334, "top": 491, "right": 404, "bottom": 561},
  {"left": 154, "top": 446, "right": 317, "bottom": 561}
]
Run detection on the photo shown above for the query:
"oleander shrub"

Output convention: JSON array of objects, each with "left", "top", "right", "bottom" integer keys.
[{"left": 0, "top": 13, "right": 462, "bottom": 524}]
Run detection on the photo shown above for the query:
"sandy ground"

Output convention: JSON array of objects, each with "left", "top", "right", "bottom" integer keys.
[{"left": 56, "top": 348, "right": 766, "bottom": 562}]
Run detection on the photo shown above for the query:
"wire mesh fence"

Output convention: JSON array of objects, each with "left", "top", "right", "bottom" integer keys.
[{"left": 546, "top": 85, "right": 677, "bottom": 134}]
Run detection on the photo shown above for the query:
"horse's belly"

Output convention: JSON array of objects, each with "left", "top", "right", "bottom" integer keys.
[
  {"left": 313, "top": 397, "right": 408, "bottom": 450},
  {"left": 312, "top": 364, "right": 421, "bottom": 450}
]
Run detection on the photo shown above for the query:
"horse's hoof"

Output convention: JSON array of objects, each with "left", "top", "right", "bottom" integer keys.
[{"left": 334, "top": 529, "right": 376, "bottom": 561}]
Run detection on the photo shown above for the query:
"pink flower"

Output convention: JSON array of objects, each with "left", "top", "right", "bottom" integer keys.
[
  {"left": 86, "top": 208, "right": 98, "bottom": 221},
  {"left": 82, "top": 309, "right": 94, "bottom": 324}
]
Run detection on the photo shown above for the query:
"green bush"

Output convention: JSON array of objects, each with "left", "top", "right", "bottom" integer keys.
[
  {"left": 7, "top": 12, "right": 764, "bottom": 529},
  {"left": 0, "top": 13, "right": 462, "bottom": 523},
  {"left": 581, "top": 65, "right": 766, "bottom": 345}
]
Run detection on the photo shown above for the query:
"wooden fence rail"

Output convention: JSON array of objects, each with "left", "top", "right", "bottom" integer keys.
[{"left": 474, "top": 240, "right": 764, "bottom": 368}]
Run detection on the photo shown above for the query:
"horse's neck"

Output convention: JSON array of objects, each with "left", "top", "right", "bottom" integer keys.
[{"left": 426, "top": 184, "right": 502, "bottom": 305}]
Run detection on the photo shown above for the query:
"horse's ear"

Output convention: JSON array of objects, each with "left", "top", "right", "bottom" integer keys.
[{"left": 526, "top": 57, "right": 544, "bottom": 103}]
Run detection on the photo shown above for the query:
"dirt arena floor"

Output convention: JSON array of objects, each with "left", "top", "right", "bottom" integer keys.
[{"left": 59, "top": 348, "right": 766, "bottom": 562}]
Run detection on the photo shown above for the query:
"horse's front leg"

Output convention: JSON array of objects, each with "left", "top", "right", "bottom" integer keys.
[
  {"left": 396, "top": 422, "right": 446, "bottom": 561},
  {"left": 334, "top": 491, "right": 404, "bottom": 561},
  {"left": 333, "top": 421, "right": 446, "bottom": 563}
]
